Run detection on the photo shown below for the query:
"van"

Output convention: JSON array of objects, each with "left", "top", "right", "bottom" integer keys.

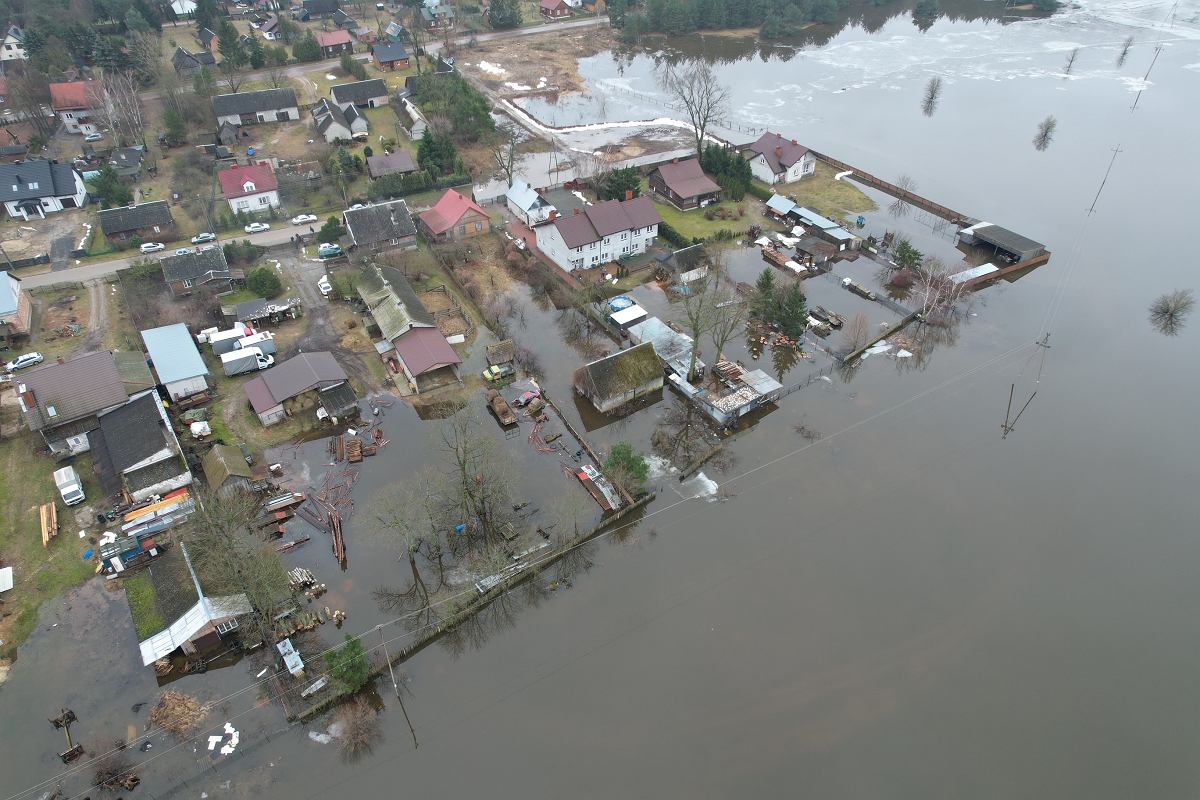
[{"left": 53, "top": 466, "right": 86, "bottom": 506}]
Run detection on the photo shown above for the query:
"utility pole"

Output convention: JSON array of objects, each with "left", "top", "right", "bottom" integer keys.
[
  {"left": 1087, "top": 145, "right": 1122, "bottom": 215},
  {"left": 378, "top": 625, "right": 418, "bottom": 749}
]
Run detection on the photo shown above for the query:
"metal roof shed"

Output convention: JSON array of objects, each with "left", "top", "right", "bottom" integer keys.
[
  {"left": 967, "top": 224, "right": 1046, "bottom": 262},
  {"left": 628, "top": 317, "right": 705, "bottom": 379},
  {"left": 141, "top": 323, "right": 210, "bottom": 400}
]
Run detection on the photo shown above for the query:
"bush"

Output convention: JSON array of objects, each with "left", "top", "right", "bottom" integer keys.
[
  {"left": 247, "top": 267, "right": 282, "bottom": 298},
  {"left": 657, "top": 221, "right": 692, "bottom": 249},
  {"left": 604, "top": 442, "right": 649, "bottom": 496},
  {"left": 746, "top": 182, "right": 773, "bottom": 201},
  {"left": 325, "top": 634, "right": 370, "bottom": 693}
]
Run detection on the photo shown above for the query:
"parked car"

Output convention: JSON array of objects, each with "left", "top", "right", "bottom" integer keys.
[
  {"left": 482, "top": 363, "right": 514, "bottom": 382},
  {"left": 317, "top": 274, "right": 332, "bottom": 297},
  {"left": 174, "top": 247, "right": 195, "bottom": 256},
  {"left": 291, "top": 214, "right": 318, "bottom": 225},
  {"left": 191, "top": 232, "right": 217, "bottom": 244},
  {"left": 83, "top": 132, "right": 104, "bottom": 142},
  {"left": 139, "top": 242, "right": 165, "bottom": 253},
  {"left": 244, "top": 222, "right": 271, "bottom": 233},
  {"left": 6, "top": 351, "right": 44, "bottom": 372},
  {"left": 53, "top": 465, "right": 85, "bottom": 506},
  {"left": 317, "top": 243, "right": 342, "bottom": 259},
  {"left": 512, "top": 389, "right": 541, "bottom": 408}
]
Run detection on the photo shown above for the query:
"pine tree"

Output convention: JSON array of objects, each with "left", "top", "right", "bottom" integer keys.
[
  {"left": 752, "top": 268, "right": 777, "bottom": 323},
  {"left": 777, "top": 282, "right": 808, "bottom": 338}
]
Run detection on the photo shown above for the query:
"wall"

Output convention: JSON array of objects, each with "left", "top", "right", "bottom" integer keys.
[{"left": 165, "top": 375, "right": 209, "bottom": 401}]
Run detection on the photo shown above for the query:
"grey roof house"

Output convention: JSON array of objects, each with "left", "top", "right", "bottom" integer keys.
[
  {"left": 302, "top": 0, "right": 339, "bottom": 15},
  {"left": 171, "top": 46, "right": 216, "bottom": 77},
  {"left": 242, "top": 351, "right": 354, "bottom": 426},
  {"left": 343, "top": 199, "right": 417, "bottom": 251},
  {"left": 97, "top": 200, "right": 175, "bottom": 243},
  {"left": 366, "top": 151, "right": 417, "bottom": 180},
  {"left": 16, "top": 351, "right": 129, "bottom": 453},
  {"left": 159, "top": 247, "right": 243, "bottom": 297},
  {"left": 0, "top": 159, "right": 87, "bottom": 221},
  {"left": 573, "top": 342, "right": 663, "bottom": 414},
  {"left": 96, "top": 391, "right": 193, "bottom": 503},
  {"left": 330, "top": 79, "right": 388, "bottom": 109},
  {"left": 312, "top": 98, "right": 366, "bottom": 143},
  {"left": 212, "top": 88, "right": 299, "bottom": 126},
  {"left": 371, "top": 41, "right": 409, "bottom": 70},
  {"left": 107, "top": 147, "right": 146, "bottom": 180}
]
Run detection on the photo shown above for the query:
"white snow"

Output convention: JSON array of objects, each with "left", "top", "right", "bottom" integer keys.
[
  {"left": 478, "top": 60, "right": 507, "bottom": 76},
  {"left": 504, "top": 81, "right": 533, "bottom": 92}
]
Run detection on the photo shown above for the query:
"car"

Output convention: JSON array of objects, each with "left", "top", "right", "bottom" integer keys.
[
  {"left": 291, "top": 214, "right": 318, "bottom": 225},
  {"left": 174, "top": 247, "right": 195, "bottom": 256},
  {"left": 317, "top": 274, "right": 332, "bottom": 297},
  {"left": 139, "top": 242, "right": 165, "bottom": 253},
  {"left": 482, "top": 363, "right": 515, "bottom": 382},
  {"left": 198, "top": 244, "right": 218, "bottom": 252},
  {"left": 83, "top": 132, "right": 104, "bottom": 142},
  {"left": 244, "top": 222, "right": 271, "bottom": 233},
  {"left": 348, "top": 203, "right": 366, "bottom": 211},
  {"left": 6, "top": 352, "right": 44, "bottom": 372},
  {"left": 512, "top": 389, "right": 541, "bottom": 408},
  {"left": 317, "top": 243, "right": 342, "bottom": 259},
  {"left": 191, "top": 232, "right": 217, "bottom": 244}
]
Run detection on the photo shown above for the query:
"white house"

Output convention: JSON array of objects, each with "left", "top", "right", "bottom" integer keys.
[
  {"left": 212, "top": 88, "right": 299, "bottom": 127},
  {"left": 505, "top": 179, "right": 555, "bottom": 227},
  {"left": 1, "top": 25, "right": 26, "bottom": 61},
  {"left": 49, "top": 81, "right": 97, "bottom": 135},
  {"left": 746, "top": 132, "right": 816, "bottom": 185},
  {"left": 312, "top": 98, "right": 367, "bottom": 143},
  {"left": 217, "top": 162, "right": 280, "bottom": 214},
  {"left": 0, "top": 160, "right": 87, "bottom": 220},
  {"left": 534, "top": 197, "right": 661, "bottom": 273}
]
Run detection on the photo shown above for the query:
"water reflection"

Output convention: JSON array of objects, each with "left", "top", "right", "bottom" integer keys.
[
  {"left": 921, "top": 76, "right": 943, "bottom": 117},
  {"left": 1148, "top": 289, "right": 1195, "bottom": 337}
]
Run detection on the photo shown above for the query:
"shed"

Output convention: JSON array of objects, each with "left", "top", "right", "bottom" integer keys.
[
  {"left": 201, "top": 443, "right": 253, "bottom": 494},
  {"left": 628, "top": 317, "right": 705, "bottom": 379},
  {"left": 609, "top": 303, "right": 648, "bottom": 330},
  {"left": 141, "top": 323, "right": 210, "bottom": 400},
  {"left": 573, "top": 342, "right": 663, "bottom": 414},
  {"left": 242, "top": 351, "right": 349, "bottom": 426},
  {"left": 958, "top": 223, "right": 1045, "bottom": 262}
]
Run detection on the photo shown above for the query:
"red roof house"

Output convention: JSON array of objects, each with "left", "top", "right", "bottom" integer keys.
[
  {"left": 394, "top": 326, "right": 461, "bottom": 377},
  {"left": 217, "top": 162, "right": 280, "bottom": 213},
  {"left": 539, "top": 0, "right": 571, "bottom": 17},
  {"left": 417, "top": 189, "right": 491, "bottom": 242},
  {"left": 315, "top": 29, "right": 354, "bottom": 57},
  {"left": 49, "top": 80, "right": 90, "bottom": 111}
]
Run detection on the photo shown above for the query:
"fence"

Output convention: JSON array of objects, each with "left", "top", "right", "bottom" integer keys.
[{"left": 809, "top": 150, "right": 977, "bottom": 226}]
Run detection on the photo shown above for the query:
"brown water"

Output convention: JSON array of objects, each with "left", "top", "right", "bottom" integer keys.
[{"left": 5, "top": 2, "right": 1200, "bottom": 797}]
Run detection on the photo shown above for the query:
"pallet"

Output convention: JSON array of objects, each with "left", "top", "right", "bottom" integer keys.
[{"left": 39, "top": 502, "right": 58, "bottom": 548}]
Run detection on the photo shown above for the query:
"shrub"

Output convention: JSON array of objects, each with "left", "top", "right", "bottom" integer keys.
[
  {"left": 247, "top": 267, "right": 282, "bottom": 298},
  {"left": 325, "top": 634, "right": 370, "bottom": 693}
]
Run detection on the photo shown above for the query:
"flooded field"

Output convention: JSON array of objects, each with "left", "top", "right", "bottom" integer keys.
[{"left": 4, "top": 0, "right": 1200, "bottom": 797}]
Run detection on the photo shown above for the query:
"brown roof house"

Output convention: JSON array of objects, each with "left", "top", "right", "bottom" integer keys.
[
  {"left": 574, "top": 342, "right": 663, "bottom": 414},
  {"left": 417, "top": 189, "right": 491, "bottom": 242},
  {"left": 315, "top": 29, "right": 353, "bottom": 58},
  {"left": 97, "top": 201, "right": 175, "bottom": 244},
  {"left": 17, "top": 351, "right": 130, "bottom": 454},
  {"left": 540, "top": 0, "right": 571, "bottom": 17},
  {"left": 159, "top": 247, "right": 244, "bottom": 297},
  {"left": 745, "top": 132, "right": 815, "bottom": 185},
  {"left": 242, "top": 351, "right": 356, "bottom": 426},
  {"left": 0, "top": 270, "right": 32, "bottom": 345},
  {"left": 366, "top": 151, "right": 418, "bottom": 180},
  {"left": 649, "top": 158, "right": 722, "bottom": 210}
]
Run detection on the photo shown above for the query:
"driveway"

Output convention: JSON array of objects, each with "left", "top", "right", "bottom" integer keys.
[{"left": 49, "top": 236, "right": 73, "bottom": 271}]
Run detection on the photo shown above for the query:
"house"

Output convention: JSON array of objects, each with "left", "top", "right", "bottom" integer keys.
[
  {"left": 628, "top": 316, "right": 705, "bottom": 380},
  {"left": 366, "top": 151, "right": 417, "bottom": 180},
  {"left": 217, "top": 162, "right": 280, "bottom": 214},
  {"left": 107, "top": 147, "right": 146, "bottom": 181},
  {"left": 398, "top": 96, "right": 427, "bottom": 140},
  {"left": 0, "top": 160, "right": 87, "bottom": 220},
  {"left": 419, "top": 4, "right": 454, "bottom": 27},
  {"left": 171, "top": 46, "right": 216, "bottom": 78},
  {"left": 0, "top": 271, "right": 31, "bottom": 345},
  {"left": 196, "top": 27, "right": 218, "bottom": 53},
  {"left": 16, "top": 351, "right": 130, "bottom": 454},
  {"left": 648, "top": 158, "right": 722, "bottom": 210},
  {"left": 957, "top": 222, "right": 1046, "bottom": 263},
  {"left": 343, "top": 198, "right": 417, "bottom": 251},
  {"left": 201, "top": 444, "right": 254, "bottom": 496},
  {"left": 791, "top": 206, "right": 860, "bottom": 251},
  {"left": 315, "top": 29, "right": 353, "bottom": 58},
  {"left": 2, "top": 24, "right": 27, "bottom": 61},
  {"left": 212, "top": 88, "right": 299, "bottom": 126},
  {"left": 171, "top": 0, "right": 197, "bottom": 15},
  {"left": 417, "top": 189, "right": 491, "bottom": 242},
  {"left": 242, "top": 351, "right": 354, "bottom": 426},
  {"left": 232, "top": 296, "right": 302, "bottom": 326},
  {"left": 330, "top": 78, "right": 388, "bottom": 109},
  {"left": 353, "top": 26, "right": 376, "bottom": 43},
  {"left": 160, "top": 247, "right": 243, "bottom": 296},
  {"left": 371, "top": 41, "right": 409, "bottom": 70},
  {"left": 794, "top": 235, "right": 836, "bottom": 268},
  {"left": 745, "top": 132, "right": 815, "bottom": 185},
  {"left": 113, "top": 350, "right": 156, "bottom": 397},
  {"left": 540, "top": 0, "right": 572, "bottom": 17},
  {"left": 302, "top": 0, "right": 340, "bottom": 16},
  {"left": 260, "top": 14, "right": 281, "bottom": 39},
  {"left": 0, "top": 144, "right": 29, "bottom": 164},
  {"left": 132, "top": 543, "right": 252, "bottom": 667},
  {"left": 331, "top": 8, "right": 357, "bottom": 28},
  {"left": 357, "top": 265, "right": 460, "bottom": 392},
  {"left": 533, "top": 196, "right": 661, "bottom": 272},
  {"left": 505, "top": 179, "right": 555, "bottom": 227},
  {"left": 312, "top": 98, "right": 366, "bottom": 143},
  {"left": 49, "top": 81, "right": 96, "bottom": 135},
  {"left": 96, "top": 391, "right": 193, "bottom": 503},
  {"left": 573, "top": 342, "right": 663, "bottom": 414},
  {"left": 97, "top": 201, "right": 175, "bottom": 244},
  {"left": 141, "top": 323, "right": 211, "bottom": 401}
]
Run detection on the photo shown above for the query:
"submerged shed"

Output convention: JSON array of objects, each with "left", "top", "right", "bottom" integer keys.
[{"left": 573, "top": 342, "right": 664, "bottom": 413}]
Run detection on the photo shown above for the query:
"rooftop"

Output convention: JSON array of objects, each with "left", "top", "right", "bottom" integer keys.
[
  {"left": 217, "top": 162, "right": 278, "bottom": 199},
  {"left": 0, "top": 160, "right": 80, "bottom": 203},
  {"left": 141, "top": 323, "right": 210, "bottom": 385},
  {"left": 98, "top": 392, "right": 171, "bottom": 474},
  {"left": 366, "top": 151, "right": 417, "bottom": 178},
  {"left": 244, "top": 351, "right": 347, "bottom": 413},
  {"left": 211, "top": 87, "right": 298, "bottom": 117},
  {"left": 315, "top": 29, "right": 353, "bottom": 47},
  {"left": 748, "top": 132, "right": 811, "bottom": 173},
  {"left": 330, "top": 78, "right": 388, "bottom": 105},
  {"left": 574, "top": 342, "right": 661, "bottom": 403},
  {"left": 49, "top": 80, "right": 90, "bottom": 110},
  {"left": 393, "top": 325, "right": 461, "bottom": 376},
  {"left": 98, "top": 201, "right": 173, "bottom": 235},
  {"left": 652, "top": 159, "right": 721, "bottom": 199},
  {"left": 969, "top": 223, "right": 1046, "bottom": 258},
  {"left": 19, "top": 351, "right": 127, "bottom": 431},
  {"left": 551, "top": 197, "right": 661, "bottom": 249},
  {"left": 344, "top": 198, "right": 417, "bottom": 245},
  {"left": 159, "top": 246, "right": 231, "bottom": 284},
  {"left": 419, "top": 189, "right": 489, "bottom": 235},
  {"left": 371, "top": 41, "right": 408, "bottom": 62},
  {"left": 358, "top": 265, "right": 434, "bottom": 340}
]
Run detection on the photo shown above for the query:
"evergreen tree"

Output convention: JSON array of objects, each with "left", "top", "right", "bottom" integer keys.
[
  {"left": 602, "top": 167, "right": 641, "bottom": 201},
  {"left": 607, "top": 0, "right": 627, "bottom": 26},
  {"left": 195, "top": 0, "right": 218, "bottom": 32},
  {"left": 488, "top": 0, "right": 522, "bottom": 28},
  {"left": 246, "top": 34, "right": 266, "bottom": 69},
  {"left": 87, "top": 164, "right": 133, "bottom": 207},
  {"left": 777, "top": 282, "right": 808, "bottom": 337},
  {"left": 218, "top": 20, "right": 246, "bottom": 66},
  {"left": 751, "top": 268, "right": 777, "bottom": 322},
  {"left": 292, "top": 31, "right": 321, "bottom": 62},
  {"left": 325, "top": 635, "right": 370, "bottom": 693},
  {"left": 163, "top": 108, "right": 187, "bottom": 145},
  {"left": 317, "top": 216, "right": 347, "bottom": 244},
  {"left": 124, "top": 7, "right": 151, "bottom": 32}
]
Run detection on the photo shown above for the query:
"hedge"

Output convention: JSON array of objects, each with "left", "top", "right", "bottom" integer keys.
[{"left": 746, "top": 182, "right": 774, "bottom": 201}]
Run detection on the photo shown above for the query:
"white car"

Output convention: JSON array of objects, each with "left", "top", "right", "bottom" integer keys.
[
  {"left": 191, "top": 232, "right": 216, "bottom": 244},
  {"left": 244, "top": 222, "right": 271, "bottom": 233},
  {"left": 317, "top": 274, "right": 332, "bottom": 297},
  {"left": 174, "top": 247, "right": 195, "bottom": 256},
  {"left": 6, "top": 351, "right": 44, "bottom": 371},
  {"left": 83, "top": 132, "right": 104, "bottom": 142},
  {"left": 139, "top": 242, "right": 165, "bottom": 253},
  {"left": 291, "top": 214, "right": 318, "bottom": 225}
]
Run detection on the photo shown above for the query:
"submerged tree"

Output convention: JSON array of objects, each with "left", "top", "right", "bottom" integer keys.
[
  {"left": 1033, "top": 115, "right": 1057, "bottom": 151},
  {"left": 326, "top": 634, "right": 371, "bottom": 693},
  {"left": 1117, "top": 36, "right": 1134, "bottom": 67},
  {"left": 334, "top": 697, "right": 381, "bottom": 761},
  {"left": 889, "top": 174, "right": 917, "bottom": 217},
  {"left": 1063, "top": 47, "right": 1079, "bottom": 75},
  {"left": 1148, "top": 289, "right": 1195, "bottom": 336},
  {"left": 921, "top": 76, "right": 943, "bottom": 117},
  {"left": 604, "top": 442, "right": 650, "bottom": 498}
]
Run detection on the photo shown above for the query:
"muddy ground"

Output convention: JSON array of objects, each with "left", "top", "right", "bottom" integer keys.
[{"left": 459, "top": 26, "right": 615, "bottom": 98}]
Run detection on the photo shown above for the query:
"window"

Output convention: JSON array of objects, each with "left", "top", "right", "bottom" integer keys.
[
  {"left": 621, "top": 232, "right": 627, "bottom": 239},
  {"left": 28, "top": 181, "right": 37, "bottom": 190},
  {"left": 153, "top": 225, "right": 161, "bottom": 233},
  {"left": 259, "top": 196, "right": 269, "bottom": 205},
  {"left": 46, "top": 404, "right": 57, "bottom": 418},
  {"left": 589, "top": 242, "right": 597, "bottom": 249},
  {"left": 474, "top": 222, "right": 482, "bottom": 232},
  {"left": 457, "top": 224, "right": 466, "bottom": 234},
  {"left": 182, "top": 279, "right": 193, "bottom": 288}
]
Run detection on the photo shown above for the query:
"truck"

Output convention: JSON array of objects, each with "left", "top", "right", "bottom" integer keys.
[
  {"left": 841, "top": 277, "right": 877, "bottom": 302},
  {"left": 485, "top": 388, "right": 517, "bottom": 426},
  {"left": 220, "top": 346, "right": 275, "bottom": 376},
  {"left": 209, "top": 325, "right": 254, "bottom": 355},
  {"left": 235, "top": 331, "right": 277, "bottom": 356},
  {"left": 53, "top": 465, "right": 86, "bottom": 506}
]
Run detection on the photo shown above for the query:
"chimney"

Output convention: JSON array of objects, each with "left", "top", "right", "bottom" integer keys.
[
  {"left": 549, "top": 210, "right": 557, "bottom": 221},
  {"left": 573, "top": 207, "right": 580, "bottom": 216},
  {"left": 774, "top": 146, "right": 782, "bottom": 158},
  {"left": 791, "top": 139, "right": 798, "bottom": 145},
  {"left": 625, "top": 190, "right": 633, "bottom": 201}
]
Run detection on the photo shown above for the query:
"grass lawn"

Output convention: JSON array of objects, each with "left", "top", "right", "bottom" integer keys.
[
  {"left": 770, "top": 161, "right": 877, "bottom": 220},
  {"left": 652, "top": 196, "right": 753, "bottom": 242},
  {"left": 122, "top": 572, "right": 167, "bottom": 639},
  {"left": 0, "top": 430, "right": 97, "bottom": 659},
  {"left": 87, "top": 228, "right": 116, "bottom": 257}
]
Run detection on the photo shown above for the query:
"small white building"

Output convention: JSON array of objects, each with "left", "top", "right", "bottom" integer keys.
[
  {"left": 745, "top": 132, "right": 816, "bottom": 185},
  {"left": 1, "top": 24, "right": 27, "bottom": 61},
  {"left": 505, "top": 179, "right": 555, "bottom": 227},
  {"left": 218, "top": 162, "right": 281, "bottom": 214},
  {"left": 534, "top": 197, "right": 661, "bottom": 272}
]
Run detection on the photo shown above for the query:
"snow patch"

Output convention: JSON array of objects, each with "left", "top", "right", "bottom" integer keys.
[
  {"left": 504, "top": 81, "right": 533, "bottom": 92},
  {"left": 478, "top": 60, "right": 507, "bottom": 76}
]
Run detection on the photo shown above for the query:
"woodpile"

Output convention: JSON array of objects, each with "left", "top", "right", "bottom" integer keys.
[{"left": 148, "top": 691, "right": 208, "bottom": 737}]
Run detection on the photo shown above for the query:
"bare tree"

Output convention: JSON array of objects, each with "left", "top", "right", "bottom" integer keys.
[
  {"left": 1033, "top": 115, "right": 1057, "bottom": 151},
  {"left": 1148, "top": 289, "right": 1195, "bottom": 336},
  {"left": 840, "top": 312, "right": 870, "bottom": 355},
  {"left": 676, "top": 267, "right": 720, "bottom": 382},
  {"left": 1063, "top": 47, "right": 1079, "bottom": 74},
  {"left": 127, "top": 31, "right": 163, "bottom": 85},
  {"left": 651, "top": 395, "right": 718, "bottom": 469},
  {"left": 888, "top": 174, "right": 917, "bottom": 217},
  {"left": 921, "top": 76, "right": 943, "bottom": 117},
  {"left": 661, "top": 62, "right": 730, "bottom": 158},
  {"left": 1117, "top": 36, "right": 1134, "bottom": 67},
  {"left": 7, "top": 68, "right": 56, "bottom": 140},
  {"left": 706, "top": 255, "right": 747, "bottom": 363},
  {"left": 491, "top": 122, "right": 521, "bottom": 185},
  {"left": 219, "top": 59, "right": 247, "bottom": 93},
  {"left": 334, "top": 697, "right": 381, "bottom": 761},
  {"left": 913, "top": 255, "right": 967, "bottom": 318},
  {"left": 265, "top": 63, "right": 289, "bottom": 89},
  {"left": 88, "top": 72, "right": 148, "bottom": 146}
]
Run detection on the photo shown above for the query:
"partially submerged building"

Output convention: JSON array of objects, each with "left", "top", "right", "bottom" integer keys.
[
  {"left": 242, "top": 351, "right": 356, "bottom": 426},
  {"left": 201, "top": 443, "right": 254, "bottom": 496},
  {"left": 357, "top": 265, "right": 461, "bottom": 392},
  {"left": 957, "top": 222, "right": 1046, "bottom": 263},
  {"left": 628, "top": 316, "right": 705, "bottom": 381},
  {"left": 573, "top": 342, "right": 663, "bottom": 414}
]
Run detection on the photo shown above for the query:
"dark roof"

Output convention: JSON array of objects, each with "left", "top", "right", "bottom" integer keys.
[
  {"left": 551, "top": 197, "right": 661, "bottom": 248},
  {"left": 574, "top": 342, "right": 661, "bottom": 404},
  {"left": 234, "top": 296, "right": 299, "bottom": 321},
  {"left": 331, "top": 8, "right": 356, "bottom": 26},
  {"left": 383, "top": 267, "right": 433, "bottom": 326},
  {"left": 0, "top": 160, "right": 79, "bottom": 203},
  {"left": 371, "top": 41, "right": 408, "bottom": 62},
  {"left": 330, "top": 79, "right": 387, "bottom": 106},
  {"left": 212, "top": 88, "right": 298, "bottom": 117},
  {"left": 20, "top": 351, "right": 128, "bottom": 431},
  {"left": 98, "top": 392, "right": 170, "bottom": 474},
  {"left": 172, "top": 46, "right": 215, "bottom": 72},
  {"left": 652, "top": 159, "right": 721, "bottom": 199},
  {"left": 98, "top": 201, "right": 172, "bottom": 235},
  {"left": 0, "top": 144, "right": 29, "bottom": 157},
  {"left": 394, "top": 326, "right": 461, "bottom": 376},
  {"left": 255, "top": 351, "right": 347, "bottom": 410},
  {"left": 367, "top": 151, "right": 417, "bottom": 178},
  {"left": 198, "top": 27, "right": 217, "bottom": 47},
  {"left": 202, "top": 443, "right": 253, "bottom": 488},
  {"left": 126, "top": 457, "right": 186, "bottom": 493},
  {"left": 113, "top": 350, "right": 156, "bottom": 394},
  {"left": 160, "top": 247, "right": 230, "bottom": 284},
  {"left": 317, "top": 381, "right": 358, "bottom": 415},
  {"left": 109, "top": 147, "right": 145, "bottom": 177},
  {"left": 971, "top": 224, "right": 1045, "bottom": 258},
  {"left": 748, "top": 132, "right": 810, "bottom": 173},
  {"left": 344, "top": 199, "right": 417, "bottom": 246},
  {"left": 314, "top": 99, "right": 352, "bottom": 136},
  {"left": 303, "top": 0, "right": 339, "bottom": 12}
]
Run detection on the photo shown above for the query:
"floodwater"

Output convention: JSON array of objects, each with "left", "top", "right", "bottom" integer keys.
[{"left": 6, "top": 0, "right": 1200, "bottom": 796}]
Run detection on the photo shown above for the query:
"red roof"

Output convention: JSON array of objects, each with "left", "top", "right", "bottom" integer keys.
[
  {"left": 418, "top": 189, "right": 489, "bottom": 235},
  {"left": 315, "top": 29, "right": 353, "bottom": 47},
  {"left": 540, "top": 0, "right": 569, "bottom": 10},
  {"left": 394, "top": 327, "right": 461, "bottom": 376},
  {"left": 653, "top": 158, "right": 721, "bottom": 200},
  {"left": 218, "top": 162, "right": 278, "bottom": 199},
  {"left": 49, "top": 81, "right": 91, "bottom": 111}
]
